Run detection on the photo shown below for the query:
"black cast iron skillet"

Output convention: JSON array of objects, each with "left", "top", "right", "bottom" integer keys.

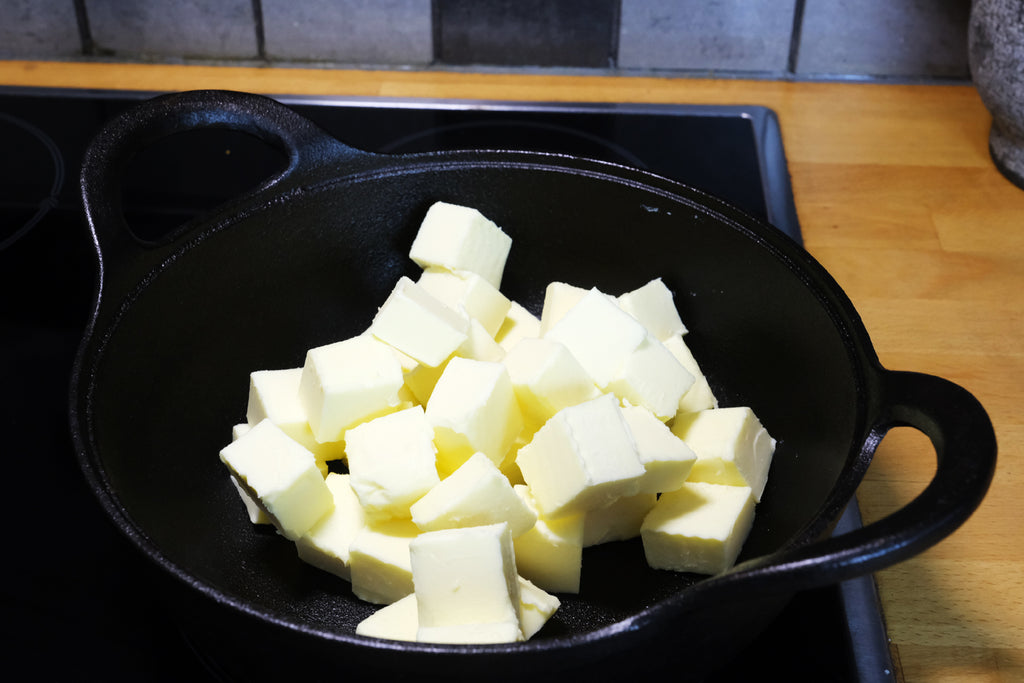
[{"left": 71, "top": 90, "right": 995, "bottom": 682}]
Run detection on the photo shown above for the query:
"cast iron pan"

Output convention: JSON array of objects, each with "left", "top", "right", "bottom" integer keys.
[{"left": 71, "top": 91, "right": 995, "bottom": 681}]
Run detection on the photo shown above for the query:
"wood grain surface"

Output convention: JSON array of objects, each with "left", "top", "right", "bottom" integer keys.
[{"left": 2, "top": 60, "right": 1020, "bottom": 682}]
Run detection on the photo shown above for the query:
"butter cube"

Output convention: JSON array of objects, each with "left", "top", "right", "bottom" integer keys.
[
  {"left": 538, "top": 281, "right": 589, "bottom": 336},
  {"left": 370, "top": 276, "right": 470, "bottom": 367},
  {"left": 298, "top": 335, "right": 405, "bottom": 444},
  {"left": 417, "top": 267, "right": 512, "bottom": 337},
  {"left": 457, "top": 318, "right": 506, "bottom": 362},
  {"left": 621, "top": 404, "right": 697, "bottom": 494},
  {"left": 671, "top": 407, "right": 776, "bottom": 502},
  {"left": 663, "top": 334, "right": 718, "bottom": 414},
  {"left": 229, "top": 423, "right": 272, "bottom": 524},
  {"left": 345, "top": 406, "right": 440, "bottom": 520},
  {"left": 605, "top": 334, "right": 695, "bottom": 421},
  {"left": 617, "top": 278, "right": 687, "bottom": 341},
  {"left": 518, "top": 577, "right": 561, "bottom": 638},
  {"left": 544, "top": 287, "right": 647, "bottom": 388},
  {"left": 425, "top": 357, "right": 524, "bottom": 475},
  {"left": 502, "top": 337, "right": 601, "bottom": 431},
  {"left": 410, "top": 452, "right": 537, "bottom": 537},
  {"left": 355, "top": 593, "right": 419, "bottom": 642},
  {"left": 495, "top": 300, "right": 542, "bottom": 352},
  {"left": 640, "top": 482, "right": 756, "bottom": 575},
  {"left": 355, "top": 577, "right": 558, "bottom": 643},
  {"left": 582, "top": 492, "right": 657, "bottom": 547},
  {"left": 295, "top": 473, "right": 366, "bottom": 581},
  {"left": 512, "top": 485, "right": 584, "bottom": 593},
  {"left": 349, "top": 518, "right": 421, "bottom": 604},
  {"left": 219, "top": 419, "right": 334, "bottom": 541},
  {"left": 515, "top": 393, "right": 645, "bottom": 518},
  {"left": 246, "top": 368, "right": 342, "bottom": 467},
  {"left": 410, "top": 523, "right": 523, "bottom": 643},
  {"left": 409, "top": 202, "right": 512, "bottom": 288}
]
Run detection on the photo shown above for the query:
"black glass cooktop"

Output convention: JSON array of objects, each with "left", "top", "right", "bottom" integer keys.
[{"left": 0, "top": 88, "right": 894, "bottom": 682}]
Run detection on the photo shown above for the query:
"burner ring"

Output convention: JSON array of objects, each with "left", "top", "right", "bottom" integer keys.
[{"left": 0, "top": 112, "right": 66, "bottom": 250}]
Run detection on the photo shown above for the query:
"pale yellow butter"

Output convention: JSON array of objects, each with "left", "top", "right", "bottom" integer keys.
[
  {"left": 538, "top": 281, "right": 589, "bottom": 336},
  {"left": 417, "top": 267, "right": 512, "bottom": 337},
  {"left": 409, "top": 201, "right": 512, "bottom": 288},
  {"left": 246, "top": 368, "right": 342, "bottom": 468},
  {"left": 344, "top": 406, "right": 440, "bottom": 520},
  {"left": 582, "top": 491, "right": 657, "bottom": 547},
  {"left": 295, "top": 473, "right": 366, "bottom": 581},
  {"left": 662, "top": 333, "right": 718, "bottom": 414},
  {"left": 671, "top": 406, "right": 776, "bottom": 502},
  {"left": 348, "top": 517, "right": 421, "bottom": 604},
  {"left": 495, "top": 300, "right": 542, "bottom": 352},
  {"left": 517, "top": 577, "right": 561, "bottom": 638},
  {"left": 617, "top": 277, "right": 687, "bottom": 341},
  {"left": 219, "top": 419, "right": 334, "bottom": 541},
  {"left": 640, "top": 481, "right": 756, "bottom": 575},
  {"left": 298, "top": 334, "right": 405, "bottom": 444},
  {"left": 512, "top": 485, "right": 584, "bottom": 593},
  {"left": 544, "top": 287, "right": 647, "bottom": 389},
  {"left": 515, "top": 393, "right": 645, "bottom": 518},
  {"left": 369, "top": 276, "right": 470, "bottom": 368},
  {"left": 502, "top": 337, "right": 601, "bottom": 431},
  {"left": 410, "top": 452, "right": 537, "bottom": 537},
  {"left": 410, "top": 523, "right": 523, "bottom": 643},
  {"left": 425, "top": 357, "right": 524, "bottom": 475},
  {"left": 605, "top": 334, "right": 695, "bottom": 421},
  {"left": 229, "top": 423, "right": 272, "bottom": 524},
  {"left": 620, "top": 404, "right": 697, "bottom": 494}
]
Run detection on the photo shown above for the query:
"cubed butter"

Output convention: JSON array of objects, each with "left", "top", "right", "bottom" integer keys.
[
  {"left": 409, "top": 202, "right": 512, "bottom": 288},
  {"left": 355, "top": 577, "right": 559, "bottom": 643},
  {"left": 410, "top": 452, "right": 537, "bottom": 537},
  {"left": 229, "top": 423, "right": 272, "bottom": 524},
  {"left": 410, "top": 523, "right": 523, "bottom": 643},
  {"left": 512, "top": 485, "right": 584, "bottom": 593},
  {"left": 671, "top": 406, "right": 776, "bottom": 502},
  {"left": 515, "top": 393, "right": 645, "bottom": 518},
  {"left": 349, "top": 518, "right": 421, "bottom": 604},
  {"left": 605, "top": 334, "right": 695, "bottom": 421},
  {"left": 662, "top": 334, "right": 718, "bottom": 414},
  {"left": 246, "top": 368, "right": 342, "bottom": 468},
  {"left": 582, "top": 492, "right": 658, "bottom": 547},
  {"left": 495, "top": 300, "right": 541, "bottom": 352},
  {"left": 417, "top": 267, "right": 512, "bottom": 337},
  {"left": 298, "top": 335, "right": 405, "bottom": 444},
  {"left": 620, "top": 404, "right": 697, "bottom": 494},
  {"left": 640, "top": 482, "right": 756, "bottom": 575},
  {"left": 502, "top": 337, "right": 601, "bottom": 431},
  {"left": 543, "top": 287, "right": 647, "bottom": 388},
  {"left": 369, "top": 276, "right": 470, "bottom": 367},
  {"left": 425, "top": 357, "right": 523, "bottom": 475},
  {"left": 617, "top": 277, "right": 687, "bottom": 341},
  {"left": 295, "top": 473, "right": 366, "bottom": 581},
  {"left": 219, "top": 419, "right": 334, "bottom": 541},
  {"left": 538, "top": 281, "right": 589, "bottom": 336},
  {"left": 345, "top": 406, "right": 440, "bottom": 520}
]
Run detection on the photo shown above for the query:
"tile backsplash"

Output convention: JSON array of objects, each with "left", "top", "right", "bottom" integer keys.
[{"left": 0, "top": 0, "right": 972, "bottom": 82}]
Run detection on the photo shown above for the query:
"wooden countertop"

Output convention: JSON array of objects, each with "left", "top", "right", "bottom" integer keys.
[{"left": 3, "top": 61, "right": 1021, "bottom": 681}]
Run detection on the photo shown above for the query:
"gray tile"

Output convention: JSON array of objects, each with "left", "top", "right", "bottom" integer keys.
[
  {"left": 262, "top": 0, "right": 432, "bottom": 65},
  {"left": 0, "top": 0, "right": 82, "bottom": 58},
  {"left": 796, "top": 0, "right": 971, "bottom": 78},
  {"left": 618, "top": 0, "right": 797, "bottom": 73},
  {"left": 85, "top": 0, "right": 258, "bottom": 60},
  {"left": 436, "top": 0, "right": 617, "bottom": 68}
]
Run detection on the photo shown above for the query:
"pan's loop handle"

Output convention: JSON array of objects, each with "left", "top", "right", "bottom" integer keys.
[
  {"left": 80, "top": 89, "right": 372, "bottom": 276},
  {"left": 686, "top": 370, "right": 996, "bottom": 606}
]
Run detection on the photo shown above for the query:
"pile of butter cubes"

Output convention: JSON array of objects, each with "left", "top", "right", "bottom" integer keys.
[{"left": 219, "top": 201, "right": 776, "bottom": 644}]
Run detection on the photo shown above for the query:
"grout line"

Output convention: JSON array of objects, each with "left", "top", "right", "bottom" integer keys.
[
  {"left": 786, "top": 0, "right": 807, "bottom": 75},
  {"left": 73, "top": 0, "right": 95, "bottom": 56},
  {"left": 251, "top": 0, "right": 267, "bottom": 61},
  {"left": 609, "top": 0, "right": 622, "bottom": 69}
]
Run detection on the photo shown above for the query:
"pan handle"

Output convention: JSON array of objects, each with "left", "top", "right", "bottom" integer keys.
[
  {"left": 676, "top": 369, "right": 995, "bottom": 609},
  {"left": 79, "top": 89, "right": 374, "bottom": 295}
]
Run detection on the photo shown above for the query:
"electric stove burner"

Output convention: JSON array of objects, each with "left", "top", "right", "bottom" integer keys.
[{"left": 0, "top": 88, "right": 893, "bottom": 682}]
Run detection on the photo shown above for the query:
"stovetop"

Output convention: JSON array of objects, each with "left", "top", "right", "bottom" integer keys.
[{"left": 0, "top": 88, "right": 894, "bottom": 681}]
